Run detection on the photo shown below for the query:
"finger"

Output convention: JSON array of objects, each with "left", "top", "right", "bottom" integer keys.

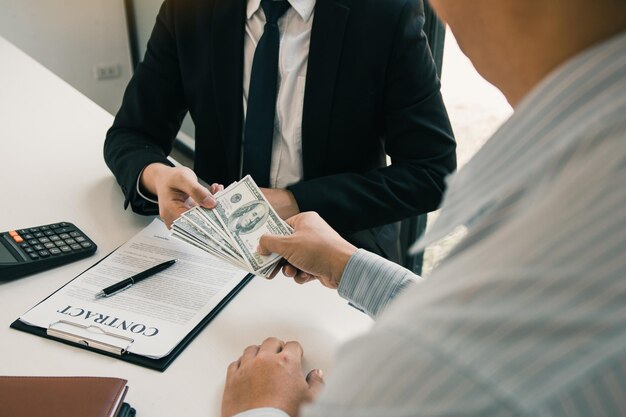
[
  {"left": 305, "top": 369, "right": 325, "bottom": 399},
  {"left": 259, "top": 337, "right": 285, "bottom": 354},
  {"left": 265, "top": 259, "right": 285, "bottom": 279},
  {"left": 161, "top": 207, "right": 187, "bottom": 229},
  {"left": 209, "top": 183, "right": 224, "bottom": 194},
  {"left": 282, "top": 341, "right": 304, "bottom": 360},
  {"left": 282, "top": 264, "right": 298, "bottom": 278},
  {"left": 184, "top": 196, "right": 198, "bottom": 209},
  {"left": 170, "top": 171, "right": 216, "bottom": 208},
  {"left": 258, "top": 233, "right": 289, "bottom": 256},
  {"left": 160, "top": 203, "right": 192, "bottom": 228},
  {"left": 293, "top": 274, "right": 311, "bottom": 284},
  {"left": 294, "top": 271, "right": 313, "bottom": 285},
  {"left": 227, "top": 359, "right": 240, "bottom": 375},
  {"left": 161, "top": 215, "right": 175, "bottom": 230},
  {"left": 257, "top": 243, "right": 271, "bottom": 257},
  {"left": 184, "top": 182, "right": 215, "bottom": 208},
  {"left": 198, "top": 191, "right": 216, "bottom": 208},
  {"left": 241, "top": 345, "right": 260, "bottom": 363},
  {"left": 283, "top": 213, "right": 302, "bottom": 229}
]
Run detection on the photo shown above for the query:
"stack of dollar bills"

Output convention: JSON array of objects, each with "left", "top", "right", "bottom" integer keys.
[{"left": 170, "top": 175, "right": 293, "bottom": 277}]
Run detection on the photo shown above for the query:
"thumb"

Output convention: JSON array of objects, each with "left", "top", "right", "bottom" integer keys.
[
  {"left": 305, "top": 369, "right": 325, "bottom": 400},
  {"left": 258, "top": 233, "right": 290, "bottom": 256},
  {"left": 189, "top": 184, "right": 216, "bottom": 208},
  {"left": 171, "top": 169, "right": 216, "bottom": 208}
]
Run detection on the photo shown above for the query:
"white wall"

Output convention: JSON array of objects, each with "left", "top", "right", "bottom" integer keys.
[
  {"left": 0, "top": 0, "right": 133, "bottom": 115},
  {"left": 132, "top": 0, "right": 162, "bottom": 59}
]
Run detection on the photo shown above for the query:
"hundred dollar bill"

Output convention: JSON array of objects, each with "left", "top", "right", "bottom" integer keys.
[
  {"left": 213, "top": 175, "right": 292, "bottom": 272},
  {"left": 171, "top": 216, "right": 247, "bottom": 268},
  {"left": 195, "top": 206, "right": 232, "bottom": 242},
  {"left": 172, "top": 211, "right": 282, "bottom": 277},
  {"left": 181, "top": 208, "right": 241, "bottom": 258}
]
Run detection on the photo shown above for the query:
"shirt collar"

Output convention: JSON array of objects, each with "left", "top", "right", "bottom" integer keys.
[{"left": 247, "top": 0, "right": 316, "bottom": 22}]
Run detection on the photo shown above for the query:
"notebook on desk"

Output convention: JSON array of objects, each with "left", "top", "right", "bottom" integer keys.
[
  {"left": 0, "top": 376, "right": 134, "bottom": 417},
  {"left": 10, "top": 219, "right": 253, "bottom": 371}
]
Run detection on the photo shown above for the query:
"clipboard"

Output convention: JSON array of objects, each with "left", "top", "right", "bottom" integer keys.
[{"left": 10, "top": 241, "right": 254, "bottom": 372}]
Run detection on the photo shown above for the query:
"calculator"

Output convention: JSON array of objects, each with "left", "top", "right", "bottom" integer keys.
[{"left": 0, "top": 222, "right": 97, "bottom": 281}]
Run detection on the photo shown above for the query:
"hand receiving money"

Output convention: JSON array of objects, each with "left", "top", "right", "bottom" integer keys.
[{"left": 170, "top": 176, "right": 292, "bottom": 277}]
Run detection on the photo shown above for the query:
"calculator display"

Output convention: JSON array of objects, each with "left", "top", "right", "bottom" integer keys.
[{"left": 0, "top": 243, "right": 18, "bottom": 263}]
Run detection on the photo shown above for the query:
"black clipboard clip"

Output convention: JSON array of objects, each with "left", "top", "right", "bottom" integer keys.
[{"left": 47, "top": 320, "right": 134, "bottom": 356}]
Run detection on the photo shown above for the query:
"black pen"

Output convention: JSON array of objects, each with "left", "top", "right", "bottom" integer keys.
[{"left": 95, "top": 259, "right": 177, "bottom": 299}]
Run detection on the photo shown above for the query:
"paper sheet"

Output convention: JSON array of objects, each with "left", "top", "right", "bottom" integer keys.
[{"left": 19, "top": 219, "right": 250, "bottom": 358}]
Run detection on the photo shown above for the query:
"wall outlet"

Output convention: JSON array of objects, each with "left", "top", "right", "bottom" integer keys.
[{"left": 93, "top": 63, "right": 121, "bottom": 80}]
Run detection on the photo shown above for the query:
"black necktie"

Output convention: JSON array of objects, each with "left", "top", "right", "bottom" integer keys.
[{"left": 242, "top": 0, "right": 291, "bottom": 187}]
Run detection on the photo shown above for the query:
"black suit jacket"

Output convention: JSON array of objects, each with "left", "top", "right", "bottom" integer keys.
[{"left": 104, "top": 0, "right": 456, "bottom": 260}]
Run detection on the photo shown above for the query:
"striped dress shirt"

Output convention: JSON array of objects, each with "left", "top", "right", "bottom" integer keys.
[{"left": 237, "top": 31, "right": 626, "bottom": 417}]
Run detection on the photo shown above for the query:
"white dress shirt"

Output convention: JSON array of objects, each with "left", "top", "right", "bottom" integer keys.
[
  {"left": 243, "top": 0, "right": 315, "bottom": 188},
  {"left": 237, "top": 30, "right": 626, "bottom": 417},
  {"left": 138, "top": 0, "right": 315, "bottom": 202}
]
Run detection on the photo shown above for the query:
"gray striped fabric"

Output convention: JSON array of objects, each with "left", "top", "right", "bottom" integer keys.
[{"left": 237, "top": 31, "right": 626, "bottom": 417}]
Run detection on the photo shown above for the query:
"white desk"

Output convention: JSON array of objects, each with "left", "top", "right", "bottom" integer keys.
[{"left": 0, "top": 36, "right": 372, "bottom": 416}]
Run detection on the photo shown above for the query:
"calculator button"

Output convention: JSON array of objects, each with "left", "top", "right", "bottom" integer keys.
[
  {"left": 75, "top": 236, "right": 85, "bottom": 242},
  {"left": 38, "top": 250, "right": 50, "bottom": 257},
  {"left": 55, "top": 241, "right": 65, "bottom": 247},
  {"left": 50, "top": 223, "right": 60, "bottom": 229},
  {"left": 59, "top": 233, "right": 70, "bottom": 239},
  {"left": 59, "top": 222, "right": 69, "bottom": 227},
  {"left": 29, "top": 228, "right": 40, "bottom": 233},
  {"left": 80, "top": 242, "right": 93, "bottom": 248},
  {"left": 29, "top": 252, "right": 39, "bottom": 259},
  {"left": 23, "top": 234, "right": 34, "bottom": 240},
  {"left": 20, "top": 242, "right": 30, "bottom": 248},
  {"left": 28, "top": 239, "right": 38, "bottom": 245},
  {"left": 39, "top": 237, "right": 50, "bottom": 243},
  {"left": 44, "top": 230, "right": 55, "bottom": 236},
  {"left": 70, "top": 244, "right": 82, "bottom": 250},
  {"left": 13, "top": 235, "right": 24, "bottom": 243},
  {"left": 34, "top": 232, "right": 44, "bottom": 238},
  {"left": 40, "top": 226, "right": 50, "bottom": 231},
  {"left": 56, "top": 228, "right": 71, "bottom": 234},
  {"left": 59, "top": 246, "right": 71, "bottom": 253},
  {"left": 17, "top": 229, "right": 28, "bottom": 234},
  {"left": 69, "top": 231, "right": 80, "bottom": 237},
  {"left": 49, "top": 248, "right": 61, "bottom": 255},
  {"left": 24, "top": 247, "right": 34, "bottom": 253},
  {"left": 9, "top": 230, "right": 18, "bottom": 237},
  {"left": 33, "top": 244, "right": 45, "bottom": 251},
  {"left": 65, "top": 238, "right": 76, "bottom": 245},
  {"left": 50, "top": 235, "right": 60, "bottom": 241},
  {"left": 44, "top": 242, "right": 56, "bottom": 249}
]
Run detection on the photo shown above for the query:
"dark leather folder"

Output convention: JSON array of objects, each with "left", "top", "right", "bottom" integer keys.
[{"left": 0, "top": 376, "right": 135, "bottom": 417}]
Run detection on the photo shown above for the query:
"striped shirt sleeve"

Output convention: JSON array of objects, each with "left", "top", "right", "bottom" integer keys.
[{"left": 338, "top": 249, "right": 419, "bottom": 318}]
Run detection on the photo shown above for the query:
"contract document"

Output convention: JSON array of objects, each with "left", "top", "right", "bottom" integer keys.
[{"left": 16, "top": 219, "right": 251, "bottom": 363}]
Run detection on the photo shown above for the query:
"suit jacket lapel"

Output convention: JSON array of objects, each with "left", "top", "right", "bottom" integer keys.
[
  {"left": 211, "top": 0, "right": 246, "bottom": 180},
  {"left": 302, "top": 0, "right": 350, "bottom": 179}
]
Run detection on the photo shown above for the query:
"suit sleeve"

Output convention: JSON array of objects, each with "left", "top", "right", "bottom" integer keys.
[
  {"left": 288, "top": 0, "right": 456, "bottom": 235},
  {"left": 103, "top": 0, "right": 185, "bottom": 214}
]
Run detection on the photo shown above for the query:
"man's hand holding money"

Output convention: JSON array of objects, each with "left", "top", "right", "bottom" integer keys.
[{"left": 140, "top": 163, "right": 224, "bottom": 227}]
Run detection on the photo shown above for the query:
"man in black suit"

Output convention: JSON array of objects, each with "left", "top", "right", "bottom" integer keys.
[{"left": 104, "top": 0, "right": 456, "bottom": 263}]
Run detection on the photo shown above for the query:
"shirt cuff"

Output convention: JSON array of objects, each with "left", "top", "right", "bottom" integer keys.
[
  {"left": 136, "top": 167, "right": 159, "bottom": 205},
  {"left": 338, "top": 249, "right": 419, "bottom": 318},
  {"left": 231, "top": 408, "right": 290, "bottom": 417}
]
